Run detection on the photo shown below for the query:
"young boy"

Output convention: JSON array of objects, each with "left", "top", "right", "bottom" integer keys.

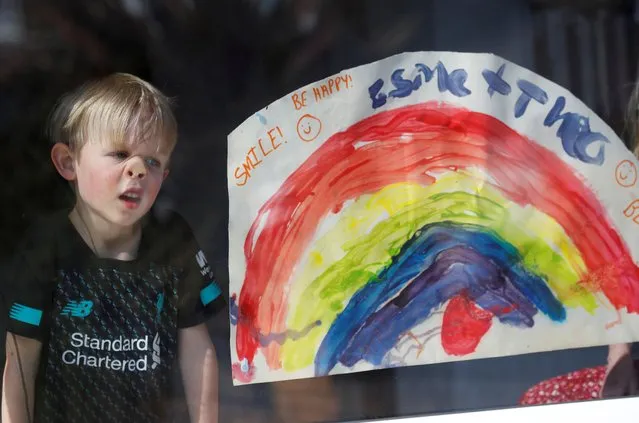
[{"left": 1, "top": 73, "right": 225, "bottom": 422}]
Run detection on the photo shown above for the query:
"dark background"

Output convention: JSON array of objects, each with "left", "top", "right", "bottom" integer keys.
[{"left": 0, "top": 0, "right": 637, "bottom": 422}]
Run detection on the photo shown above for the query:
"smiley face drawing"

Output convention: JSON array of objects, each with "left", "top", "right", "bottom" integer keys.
[
  {"left": 616, "top": 160, "right": 638, "bottom": 187},
  {"left": 296, "top": 114, "right": 323, "bottom": 142}
]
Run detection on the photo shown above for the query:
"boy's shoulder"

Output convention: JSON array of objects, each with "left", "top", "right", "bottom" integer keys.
[
  {"left": 7, "top": 210, "right": 74, "bottom": 287},
  {"left": 144, "top": 209, "right": 194, "bottom": 243},
  {"left": 15, "top": 209, "right": 75, "bottom": 253},
  {"left": 142, "top": 209, "right": 200, "bottom": 262}
]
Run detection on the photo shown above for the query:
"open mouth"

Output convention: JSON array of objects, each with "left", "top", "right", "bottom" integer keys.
[{"left": 119, "top": 192, "right": 142, "bottom": 208}]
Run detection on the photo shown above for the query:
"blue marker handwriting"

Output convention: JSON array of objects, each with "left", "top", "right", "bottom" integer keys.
[
  {"left": 368, "top": 61, "right": 609, "bottom": 166},
  {"left": 369, "top": 61, "right": 471, "bottom": 109}
]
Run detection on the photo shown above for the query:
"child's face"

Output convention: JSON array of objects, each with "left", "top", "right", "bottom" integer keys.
[{"left": 72, "top": 138, "right": 170, "bottom": 227}]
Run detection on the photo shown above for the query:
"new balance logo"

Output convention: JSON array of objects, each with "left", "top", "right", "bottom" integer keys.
[{"left": 61, "top": 300, "right": 94, "bottom": 318}]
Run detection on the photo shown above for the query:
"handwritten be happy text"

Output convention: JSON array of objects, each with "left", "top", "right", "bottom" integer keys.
[{"left": 292, "top": 73, "right": 353, "bottom": 110}]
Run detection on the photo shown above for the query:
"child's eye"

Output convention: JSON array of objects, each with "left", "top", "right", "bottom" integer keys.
[
  {"left": 111, "top": 151, "right": 129, "bottom": 160},
  {"left": 145, "top": 158, "right": 161, "bottom": 168}
]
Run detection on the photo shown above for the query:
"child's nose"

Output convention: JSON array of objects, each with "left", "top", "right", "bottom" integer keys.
[{"left": 126, "top": 158, "right": 147, "bottom": 179}]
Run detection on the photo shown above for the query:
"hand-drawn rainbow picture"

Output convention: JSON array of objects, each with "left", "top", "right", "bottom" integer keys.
[{"left": 227, "top": 52, "right": 639, "bottom": 385}]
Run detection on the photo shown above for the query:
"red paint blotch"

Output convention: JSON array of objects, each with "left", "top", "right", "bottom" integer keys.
[{"left": 441, "top": 295, "right": 493, "bottom": 356}]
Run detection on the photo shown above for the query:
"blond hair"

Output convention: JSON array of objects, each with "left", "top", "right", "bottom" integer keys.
[{"left": 47, "top": 73, "right": 177, "bottom": 156}]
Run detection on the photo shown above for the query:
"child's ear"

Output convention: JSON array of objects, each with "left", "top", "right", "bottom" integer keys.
[
  {"left": 51, "top": 142, "right": 76, "bottom": 181},
  {"left": 163, "top": 169, "right": 170, "bottom": 181}
]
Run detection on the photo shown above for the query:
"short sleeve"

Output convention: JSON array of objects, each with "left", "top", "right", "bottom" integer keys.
[
  {"left": 168, "top": 214, "right": 226, "bottom": 329},
  {"left": 5, "top": 220, "right": 57, "bottom": 341}
]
